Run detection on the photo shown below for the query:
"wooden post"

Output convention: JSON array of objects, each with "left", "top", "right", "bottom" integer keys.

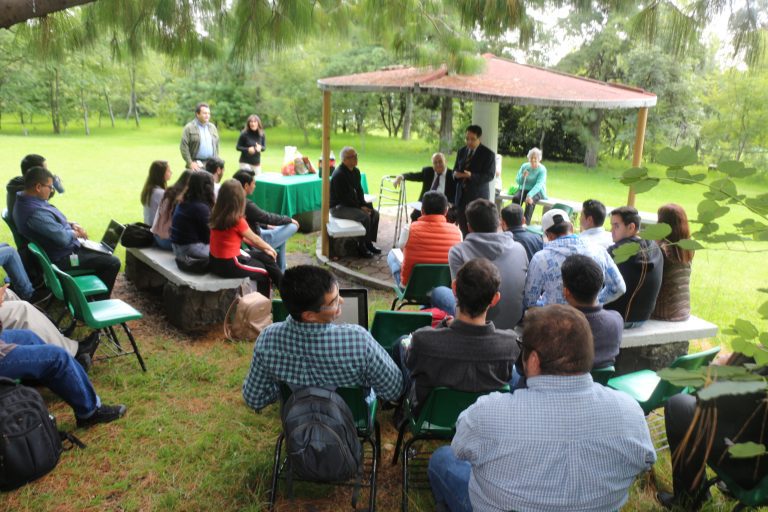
[
  {"left": 321, "top": 90, "right": 332, "bottom": 257},
  {"left": 628, "top": 107, "right": 649, "bottom": 207}
]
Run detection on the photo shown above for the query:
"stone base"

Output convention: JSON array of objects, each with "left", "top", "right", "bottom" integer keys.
[
  {"left": 329, "top": 236, "right": 364, "bottom": 259},
  {"left": 614, "top": 341, "right": 690, "bottom": 376},
  {"left": 293, "top": 210, "right": 321, "bottom": 233}
]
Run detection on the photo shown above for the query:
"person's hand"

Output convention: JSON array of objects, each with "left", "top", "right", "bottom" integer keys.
[
  {"left": 248, "top": 146, "right": 256, "bottom": 155},
  {"left": 255, "top": 144, "right": 262, "bottom": 152},
  {"left": 189, "top": 161, "right": 200, "bottom": 171},
  {"left": 526, "top": 196, "right": 534, "bottom": 205},
  {"left": 291, "top": 219, "right": 300, "bottom": 228},
  {"left": 72, "top": 224, "right": 87, "bottom": 238},
  {"left": 0, "top": 284, "right": 8, "bottom": 307},
  {"left": 523, "top": 171, "right": 529, "bottom": 178},
  {"left": 361, "top": 206, "right": 372, "bottom": 215},
  {"left": 394, "top": 175, "right": 404, "bottom": 188},
  {"left": 264, "top": 246, "right": 277, "bottom": 261}
]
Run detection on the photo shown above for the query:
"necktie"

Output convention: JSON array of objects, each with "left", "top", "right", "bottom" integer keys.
[{"left": 430, "top": 174, "right": 440, "bottom": 191}]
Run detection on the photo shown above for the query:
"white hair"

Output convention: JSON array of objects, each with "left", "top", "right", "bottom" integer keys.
[
  {"left": 431, "top": 152, "right": 446, "bottom": 164},
  {"left": 340, "top": 146, "right": 356, "bottom": 160},
  {"left": 527, "top": 147, "right": 543, "bottom": 161}
]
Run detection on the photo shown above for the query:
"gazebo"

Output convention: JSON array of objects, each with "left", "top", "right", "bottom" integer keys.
[{"left": 316, "top": 53, "right": 657, "bottom": 257}]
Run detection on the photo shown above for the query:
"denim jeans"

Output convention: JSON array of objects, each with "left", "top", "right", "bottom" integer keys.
[
  {"left": 260, "top": 223, "right": 298, "bottom": 272},
  {"left": 430, "top": 286, "right": 456, "bottom": 316},
  {"left": 172, "top": 242, "right": 210, "bottom": 260},
  {"left": 0, "top": 329, "right": 100, "bottom": 418},
  {"left": 153, "top": 234, "right": 173, "bottom": 251},
  {"left": 624, "top": 321, "right": 645, "bottom": 329},
  {"left": 0, "top": 244, "right": 34, "bottom": 299},
  {"left": 387, "top": 250, "right": 402, "bottom": 287},
  {"left": 428, "top": 445, "right": 473, "bottom": 512}
]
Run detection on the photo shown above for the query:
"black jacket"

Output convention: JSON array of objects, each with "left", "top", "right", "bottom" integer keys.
[
  {"left": 606, "top": 237, "right": 664, "bottom": 323},
  {"left": 330, "top": 164, "right": 367, "bottom": 209},
  {"left": 452, "top": 143, "right": 495, "bottom": 207},
  {"left": 244, "top": 199, "right": 292, "bottom": 236},
  {"left": 401, "top": 166, "right": 457, "bottom": 203}
]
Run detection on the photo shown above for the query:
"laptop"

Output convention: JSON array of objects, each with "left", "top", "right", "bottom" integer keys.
[
  {"left": 332, "top": 288, "right": 369, "bottom": 329},
  {"left": 78, "top": 219, "right": 125, "bottom": 254}
]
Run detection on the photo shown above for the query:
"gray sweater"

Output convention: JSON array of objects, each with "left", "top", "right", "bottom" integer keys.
[{"left": 448, "top": 231, "right": 528, "bottom": 329}]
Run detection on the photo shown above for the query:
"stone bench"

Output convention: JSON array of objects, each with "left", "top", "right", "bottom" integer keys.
[
  {"left": 614, "top": 315, "right": 719, "bottom": 375},
  {"left": 327, "top": 217, "right": 367, "bottom": 259},
  {"left": 124, "top": 247, "right": 248, "bottom": 332}
]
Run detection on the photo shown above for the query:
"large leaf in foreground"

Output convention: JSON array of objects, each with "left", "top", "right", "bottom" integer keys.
[
  {"left": 728, "top": 442, "right": 767, "bottom": 459},
  {"left": 698, "top": 380, "right": 766, "bottom": 401}
]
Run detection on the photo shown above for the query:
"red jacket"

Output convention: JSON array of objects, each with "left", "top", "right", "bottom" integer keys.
[{"left": 401, "top": 214, "right": 462, "bottom": 285}]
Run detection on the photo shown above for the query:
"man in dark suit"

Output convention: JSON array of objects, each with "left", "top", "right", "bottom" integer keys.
[
  {"left": 452, "top": 125, "right": 496, "bottom": 237},
  {"left": 395, "top": 152, "right": 457, "bottom": 222}
]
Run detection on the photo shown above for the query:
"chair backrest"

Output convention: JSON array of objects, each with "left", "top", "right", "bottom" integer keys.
[
  {"left": 26, "top": 242, "right": 65, "bottom": 301},
  {"left": 272, "top": 299, "right": 288, "bottom": 323},
  {"left": 1, "top": 209, "right": 27, "bottom": 249},
  {"left": 278, "top": 383, "right": 374, "bottom": 435},
  {"left": 551, "top": 203, "right": 575, "bottom": 216},
  {"left": 52, "top": 264, "right": 94, "bottom": 324},
  {"left": 401, "top": 264, "right": 451, "bottom": 304},
  {"left": 412, "top": 386, "right": 509, "bottom": 436},
  {"left": 591, "top": 366, "right": 616, "bottom": 385},
  {"left": 370, "top": 310, "right": 432, "bottom": 351},
  {"left": 649, "top": 346, "right": 721, "bottom": 409}
]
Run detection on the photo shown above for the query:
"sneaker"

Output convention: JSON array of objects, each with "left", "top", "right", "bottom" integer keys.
[
  {"left": 76, "top": 331, "right": 100, "bottom": 358},
  {"left": 76, "top": 404, "right": 127, "bottom": 428},
  {"left": 75, "top": 353, "right": 92, "bottom": 373}
]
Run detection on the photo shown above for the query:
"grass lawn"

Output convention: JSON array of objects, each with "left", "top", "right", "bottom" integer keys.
[{"left": 1, "top": 118, "right": 766, "bottom": 511}]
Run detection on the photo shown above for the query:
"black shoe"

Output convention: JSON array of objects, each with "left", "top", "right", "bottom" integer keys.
[
  {"left": 358, "top": 249, "right": 374, "bottom": 259},
  {"left": 365, "top": 242, "right": 382, "bottom": 255},
  {"left": 76, "top": 332, "right": 100, "bottom": 358},
  {"left": 75, "top": 353, "right": 92, "bottom": 373},
  {"left": 76, "top": 404, "right": 127, "bottom": 428}
]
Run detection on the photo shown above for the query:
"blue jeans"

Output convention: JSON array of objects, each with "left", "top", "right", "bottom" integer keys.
[
  {"left": 387, "top": 250, "right": 402, "bottom": 287},
  {"left": 172, "top": 242, "right": 209, "bottom": 259},
  {"left": 430, "top": 286, "right": 456, "bottom": 316},
  {"left": 428, "top": 446, "right": 473, "bottom": 512},
  {"left": 0, "top": 244, "right": 34, "bottom": 299},
  {"left": 260, "top": 223, "right": 298, "bottom": 272},
  {"left": 0, "top": 329, "right": 100, "bottom": 419},
  {"left": 153, "top": 234, "right": 173, "bottom": 251},
  {"left": 624, "top": 321, "right": 645, "bottom": 329}
]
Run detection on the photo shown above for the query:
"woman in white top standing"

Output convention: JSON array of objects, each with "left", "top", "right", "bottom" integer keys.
[{"left": 140, "top": 160, "right": 172, "bottom": 225}]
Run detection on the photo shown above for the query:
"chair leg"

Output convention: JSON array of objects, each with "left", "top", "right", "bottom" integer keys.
[
  {"left": 391, "top": 297, "right": 399, "bottom": 310},
  {"left": 108, "top": 325, "right": 122, "bottom": 348},
  {"left": 120, "top": 323, "right": 147, "bottom": 372},
  {"left": 402, "top": 437, "right": 419, "bottom": 512},
  {"left": 392, "top": 422, "right": 407, "bottom": 465},
  {"left": 366, "top": 433, "right": 378, "bottom": 512},
  {"left": 269, "top": 433, "right": 284, "bottom": 511}
]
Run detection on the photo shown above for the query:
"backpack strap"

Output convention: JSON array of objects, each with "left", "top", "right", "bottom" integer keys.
[{"left": 60, "top": 431, "right": 86, "bottom": 450}]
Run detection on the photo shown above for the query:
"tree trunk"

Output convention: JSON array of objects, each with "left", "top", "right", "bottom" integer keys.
[
  {"left": 50, "top": 67, "right": 61, "bottom": 134},
  {"left": 19, "top": 112, "right": 28, "bottom": 136},
  {"left": 126, "top": 63, "right": 140, "bottom": 126},
  {"left": 378, "top": 96, "right": 392, "bottom": 137},
  {"left": 81, "top": 88, "right": 90, "bottom": 135},
  {"left": 538, "top": 131, "right": 545, "bottom": 153},
  {"left": 0, "top": 0, "right": 96, "bottom": 29},
  {"left": 439, "top": 96, "right": 452, "bottom": 154},
  {"left": 583, "top": 110, "right": 603, "bottom": 168},
  {"left": 104, "top": 86, "right": 115, "bottom": 127},
  {"left": 401, "top": 92, "right": 413, "bottom": 140}
]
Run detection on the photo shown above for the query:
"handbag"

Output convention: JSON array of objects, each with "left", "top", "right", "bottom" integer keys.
[
  {"left": 223, "top": 282, "right": 272, "bottom": 341},
  {"left": 121, "top": 222, "right": 154, "bottom": 248}
]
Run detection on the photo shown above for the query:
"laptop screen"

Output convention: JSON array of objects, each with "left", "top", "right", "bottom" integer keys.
[
  {"left": 332, "top": 288, "right": 369, "bottom": 329},
  {"left": 101, "top": 220, "right": 126, "bottom": 250}
]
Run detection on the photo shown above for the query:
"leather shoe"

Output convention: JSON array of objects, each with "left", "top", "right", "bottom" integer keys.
[
  {"left": 365, "top": 242, "right": 382, "bottom": 254},
  {"left": 358, "top": 249, "right": 374, "bottom": 259}
]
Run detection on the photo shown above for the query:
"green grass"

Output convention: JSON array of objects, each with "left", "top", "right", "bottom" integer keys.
[{"left": 1, "top": 119, "right": 767, "bottom": 511}]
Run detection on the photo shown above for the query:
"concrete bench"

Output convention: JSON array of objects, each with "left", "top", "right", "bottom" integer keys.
[
  {"left": 124, "top": 247, "right": 249, "bottom": 332},
  {"left": 614, "top": 315, "right": 719, "bottom": 375},
  {"left": 327, "top": 217, "right": 367, "bottom": 259}
]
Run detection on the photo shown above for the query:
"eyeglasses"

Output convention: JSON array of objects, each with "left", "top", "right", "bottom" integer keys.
[
  {"left": 40, "top": 184, "right": 54, "bottom": 190},
  {"left": 345, "top": 153, "right": 358, "bottom": 159}
]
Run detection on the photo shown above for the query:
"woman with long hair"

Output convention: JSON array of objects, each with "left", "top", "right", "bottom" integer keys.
[
  {"left": 652, "top": 203, "right": 695, "bottom": 321},
  {"left": 140, "top": 160, "right": 171, "bottom": 225},
  {"left": 236, "top": 114, "right": 266, "bottom": 175},
  {"left": 170, "top": 171, "right": 215, "bottom": 260},
  {"left": 151, "top": 171, "right": 192, "bottom": 250},
  {"left": 209, "top": 179, "right": 281, "bottom": 295}
]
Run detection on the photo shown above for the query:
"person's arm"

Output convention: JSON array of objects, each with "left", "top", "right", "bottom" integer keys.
[
  {"left": 452, "top": 396, "right": 486, "bottom": 463},
  {"left": 235, "top": 132, "right": 250, "bottom": 152},
  {"left": 447, "top": 246, "right": 462, "bottom": 280},
  {"left": 248, "top": 201, "right": 293, "bottom": 227},
  {"left": 211, "top": 124, "right": 220, "bottom": 157},
  {"left": 523, "top": 257, "right": 544, "bottom": 309},
  {"left": 242, "top": 343, "right": 279, "bottom": 411},
  {"left": 527, "top": 165, "right": 547, "bottom": 198},
  {"left": 469, "top": 149, "right": 496, "bottom": 185},
  {"left": 260, "top": 134, "right": 266, "bottom": 152},
  {"left": 27, "top": 210, "right": 77, "bottom": 247},
  {"left": 364, "top": 335, "right": 404, "bottom": 401},
  {"left": 242, "top": 227, "right": 277, "bottom": 261},
  {"left": 180, "top": 124, "right": 193, "bottom": 167},
  {"left": 395, "top": 168, "right": 428, "bottom": 186},
  {"left": 598, "top": 252, "right": 627, "bottom": 305}
]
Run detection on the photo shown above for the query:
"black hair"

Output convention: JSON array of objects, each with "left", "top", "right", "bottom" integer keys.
[
  {"left": 279, "top": 265, "right": 338, "bottom": 321},
  {"left": 421, "top": 191, "right": 448, "bottom": 215},
  {"left": 205, "top": 157, "right": 224, "bottom": 175},
  {"left": 561, "top": 255, "right": 603, "bottom": 304},
  {"left": 23, "top": 166, "right": 53, "bottom": 189},
  {"left": 183, "top": 171, "right": 215, "bottom": 208},
  {"left": 582, "top": 199, "right": 607, "bottom": 227},
  {"left": 501, "top": 204, "right": 524, "bottom": 228},
  {"left": 611, "top": 206, "right": 641, "bottom": 231},
  {"left": 467, "top": 125, "right": 482, "bottom": 137},
  {"left": 465, "top": 198, "right": 499, "bottom": 233},
  {"left": 21, "top": 154, "right": 45, "bottom": 176},
  {"left": 455, "top": 258, "right": 501, "bottom": 318},
  {"left": 195, "top": 102, "right": 209, "bottom": 114},
  {"left": 232, "top": 170, "right": 255, "bottom": 188}
]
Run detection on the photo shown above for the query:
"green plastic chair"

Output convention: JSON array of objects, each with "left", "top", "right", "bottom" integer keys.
[
  {"left": 708, "top": 465, "right": 768, "bottom": 511},
  {"left": 53, "top": 265, "right": 146, "bottom": 372},
  {"left": 369, "top": 310, "right": 432, "bottom": 353},
  {"left": 1, "top": 209, "right": 26, "bottom": 250},
  {"left": 270, "top": 384, "right": 380, "bottom": 511},
  {"left": 390, "top": 264, "right": 451, "bottom": 310},
  {"left": 271, "top": 299, "right": 288, "bottom": 323},
  {"left": 392, "top": 386, "right": 509, "bottom": 512},
  {"left": 608, "top": 346, "right": 720, "bottom": 415},
  {"left": 591, "top": 365, "right": 616, "bottom": 386},
  {"left": 27, "top": 242, "right": 108, "bottom": 301},
  {"left": 551, "top": 203, "right": 575, "bottom": 216}
]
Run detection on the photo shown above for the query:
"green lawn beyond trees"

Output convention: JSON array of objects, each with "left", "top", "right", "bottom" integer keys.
[{"left": 1, "top": 119, "right": 766, "bottom": 511}]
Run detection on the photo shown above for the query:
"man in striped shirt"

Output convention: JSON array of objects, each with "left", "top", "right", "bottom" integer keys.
[{"left": 242, "top": 265, "right": 402, "bottom": 411}]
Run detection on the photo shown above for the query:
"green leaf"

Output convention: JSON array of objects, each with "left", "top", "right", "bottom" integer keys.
[
  {"left": 628, "top": 178, "right": 659, "bottom": 194},
  {"left": 622, "top": 167, "right": 648, "bottom": 180},
  {"left": 731, "top": 338, "right": 756, "bottom": 357},
  {"left": 612, "top": 241, "right": 640, "bottom": 264},
  {"left": 728, "top": 442, "right": 767, "bottom": 459},
  {"left": 689, "top": 173, "right": 707, "bottom": 182},
  {"left": 734, "top": 319, "right": 759, "bottom": 339},
  {"left": 705, "top": 233, "right": 745, "bottom": 243},
  {"left": 698, "top": 380, "right": 766, "bottom": 401},
  {"left": 706, "top": 365, "right": 753, "bottom": 379},
  {"left": 657, "top": 368, "right": 706, "bottom": 387},
  {"left": 694, "top": 223, "right": 719, "bottom": 237},
  {"left": 640, "top": 223, "right": 672, "bottom": 241},
  {"left": 745, "top": 196, "right": 768, "bottom": 216},
  {"left": 753, "top": 347, "right": 768, "bottom": 367},
  {"left": 708, "top": 179, "right": 738, "bottom": 201},
  {"left": 667, "top": 168, "right": 694, "bottom": 183},
  {"left": 676, "top": 239, "right": 704, "bottom": 250},
  {"left": 697, "top": 199, "right": 730, "bottom": 223},
  {"left": 759, "top": 301, "right": 768, "bottom": 320},
  {"left": 717, "top": 160, "right": 745, "bottom": 175},
  {"left": 759, "top": 332, "right": 768, "bottom": 347},
  {"left": 656, "top": 146, "right": 697, "bottom": 167}
]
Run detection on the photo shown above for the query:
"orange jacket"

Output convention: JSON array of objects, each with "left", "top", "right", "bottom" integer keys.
[{"left": 401, "top": 214, "right": 462, "bottom": 285}]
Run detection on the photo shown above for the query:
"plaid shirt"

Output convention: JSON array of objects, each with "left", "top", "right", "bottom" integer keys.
[
  {"left": 453, "top": 374, "right": 656, "bottom": 512},
  {"left": 242, "top": 316, "right": 403, "bottom": 411}
]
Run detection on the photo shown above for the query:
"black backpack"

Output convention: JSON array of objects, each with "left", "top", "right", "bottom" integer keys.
[
  {"left": 0, "top": 378, "right": 84, "bottom": 491},
  {"left": 120, "top": 222, "right": 154, "bottom": 248},
  {"left": 280, "top": 387, "right": 362, "bottom": 483}
]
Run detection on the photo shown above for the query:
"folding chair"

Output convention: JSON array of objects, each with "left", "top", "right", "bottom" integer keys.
[
  {"left": 369, "top": 310, "right": 432, "bottom": 354},
  {"left": 271, "top": 299, "right": 288, "bottom": 323},
  {"left": 53, "top": 265, "right": 146, "bottom": 371},
  {"left": 390, "top": 264, "right": 451, "bottom": 310},
  {"left": 270, "top": 384, "right": 380, "bottom": 511},
  {"left": 392, "top": 386, "right": 509, "bottom": 512}
]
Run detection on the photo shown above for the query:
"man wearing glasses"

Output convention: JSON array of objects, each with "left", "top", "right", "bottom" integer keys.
[
  {"left": 329, "top": 146, "right": 380, "bottom": 258},
  {"left": 12, "top": 167, "right": 120, "bottom": 296},
  {"left": 242, "top": 265, "right": 402, "bottom": 411},
  {"left": 428, "top": 304, "right": 656, "bottom": 512}
]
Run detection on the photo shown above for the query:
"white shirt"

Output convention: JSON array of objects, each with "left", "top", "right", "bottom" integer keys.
[{"left": 580, "top": 227, "right": 614, "bottom": 249}]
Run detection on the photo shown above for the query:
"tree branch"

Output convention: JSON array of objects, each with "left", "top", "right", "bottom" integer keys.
[{"left": 0, "top": 0, "right": 96, "bottom": 29}]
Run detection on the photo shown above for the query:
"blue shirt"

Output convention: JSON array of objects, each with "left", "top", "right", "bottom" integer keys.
[
  {"left": 195, "top": 120, "right": 214, "bottom": 160},
  {"left": 452, "top": 374, "right": 656, "bottom": 512},
  {"left": 242, "top": 316, "right": 403, "bottom": 411},
  {"left": 524, "top": 234, "right": 625, "bottom": 308}
]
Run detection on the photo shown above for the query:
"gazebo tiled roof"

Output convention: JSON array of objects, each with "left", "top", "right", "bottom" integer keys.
[{"left": 318, "top": 53, "right": 656, "bottom": 109}]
